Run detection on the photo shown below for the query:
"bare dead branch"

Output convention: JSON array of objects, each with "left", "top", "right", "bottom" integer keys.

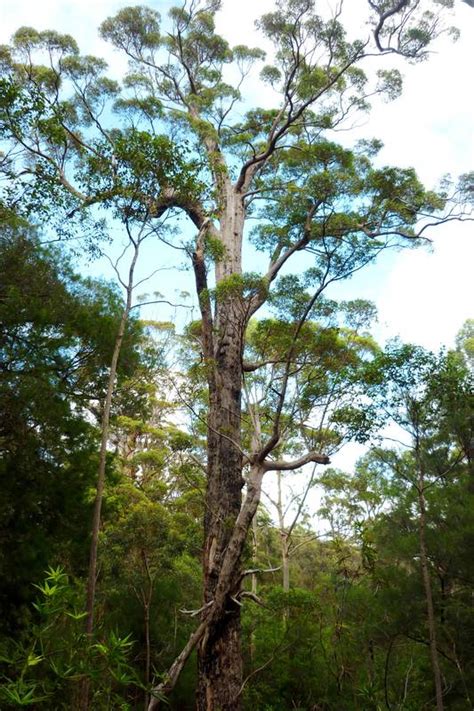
[
  {"left": 179, "top": 600, "right": 214, "bottom": 618},
  {"left": 240, "top": 566, "right": 282, "bottom": 580}
]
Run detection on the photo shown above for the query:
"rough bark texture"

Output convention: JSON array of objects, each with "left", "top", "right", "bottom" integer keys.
[
  {"left": 197, "top": 188, "right": 246, "bottom": 711},
  {"left": 197, "top": 365, "right": 244, "bottom": 710}
]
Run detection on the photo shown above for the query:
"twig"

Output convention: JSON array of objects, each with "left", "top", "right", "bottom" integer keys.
[{"left": 237, "top": 642, "right": 294, "bottom": 698}]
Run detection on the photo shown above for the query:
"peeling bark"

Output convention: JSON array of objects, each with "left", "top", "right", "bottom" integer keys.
[{"left": 197, "top": 188, "right": 247, "bottom": 710}]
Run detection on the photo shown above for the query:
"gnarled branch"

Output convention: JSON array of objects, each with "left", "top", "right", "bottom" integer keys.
[{"left": 263, "top": 451, "right": 330, "bottom": 472}]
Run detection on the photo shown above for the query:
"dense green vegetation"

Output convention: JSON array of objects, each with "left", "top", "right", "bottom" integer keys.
[{"left": 1, "top": 220, "right": 472, "bottom": 709}]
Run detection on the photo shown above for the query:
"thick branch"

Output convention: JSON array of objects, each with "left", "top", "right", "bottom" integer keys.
[
  {"left": 248, "top": 202, "right": 319, "bottom": 318},
  {"left": 148, "top": 619, "right": 209, "bottom": 710},
  {"left": 192, "top": 218, "right": 215, "bottom": 366},
  {"left": 242, "top": 358, "right": 283, "bottom": 372},
  {"left": 239, "top": 566, "right": 281, "bottom": 581},
  {"left": 264, "top": 451, "right": 329, "bottom": 471},
  {"left": 368, "top": 0, "right": 413, "bottom": 53}
]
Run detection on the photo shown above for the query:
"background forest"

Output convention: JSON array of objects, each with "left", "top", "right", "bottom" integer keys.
[
  {"left": 1, "top": 0, "right": 473, "bottom": 709},
  {"left": 1, "top": 211, "right": 473, "bottom": 710}
]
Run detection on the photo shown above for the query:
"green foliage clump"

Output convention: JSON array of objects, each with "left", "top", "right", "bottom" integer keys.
[{"left": 0, "top": 567, "right": 141, "bottom": 709}]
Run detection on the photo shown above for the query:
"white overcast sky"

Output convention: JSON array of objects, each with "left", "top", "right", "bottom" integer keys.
[{"left": 2, "top": 0, "right": 473, "bottom": 351}]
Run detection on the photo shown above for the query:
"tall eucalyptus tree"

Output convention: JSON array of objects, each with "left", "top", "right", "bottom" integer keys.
[{"left": 0, "top": 1, "right": 470, "bottom": 707}]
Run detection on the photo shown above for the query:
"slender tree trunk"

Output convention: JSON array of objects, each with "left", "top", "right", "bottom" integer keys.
[
  {"left": 276, "top": 471, "right": 290, "bottom": 594},
  {"left": 249, "top": 514, "right": 258, "bottom": 665},
  {"left": 80, "top": 241, "right": 140, "bottom": 711},
  {"left": 281, "top": 540, "right": 290, "bottom": 594},
  {"left": 142, "top": 550, "right": 153, "bottom": 711},
  {"left": 144, "top": 600, "right": 151, "bottom": 711},
  {"left": 251, "top": 515, "right": 258, "bottom": 597},
  {"left": 416, "top": 442, "right": 444, "bottom": 711}
]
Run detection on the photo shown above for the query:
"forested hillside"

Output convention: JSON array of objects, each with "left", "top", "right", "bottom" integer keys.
[{"left": 0, "top": 1, "right": 473, "bottom": 709}]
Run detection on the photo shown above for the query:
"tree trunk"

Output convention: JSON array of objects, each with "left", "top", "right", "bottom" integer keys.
[
  {"left": 197, "top": 298, "right": 245, "bottom": 710},
  {"left": 147, "top": 465, "right": 266, "bottom": 711},
  {"left": 80, "top": 240, "right": 139, "bottom": 711},
  {"left": 416, "top": 444, "right": 444, "bottom": 711},
  {"left": 196, "top": 183, "right": 247, "bottom": 709},
  {"left": 144, "top": 601, "right": 151, "bottom": 711},
  {"left": 142, "top": 550, "right": 153, "bottom": 711},
  {"left": 276, "top": 471, "right": 290, "bottom": 594},
  {"left": 281, "top": 540, "right": 290, "bottom": 594},
  {"left": 249, "top": 515, "right": 258, "bottom": 665},
  {"left": 251, "top": 515, "right": 258, "bottom": 597}
]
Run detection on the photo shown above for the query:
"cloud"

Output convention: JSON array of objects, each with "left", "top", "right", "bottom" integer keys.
[{"left": 377, "top": 222, "right": 474, "bottom": 350}]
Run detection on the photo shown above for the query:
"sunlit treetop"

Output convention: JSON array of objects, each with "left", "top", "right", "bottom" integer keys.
[{"left": 0, "top": 0, "right": 470, "bottom": 278}]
